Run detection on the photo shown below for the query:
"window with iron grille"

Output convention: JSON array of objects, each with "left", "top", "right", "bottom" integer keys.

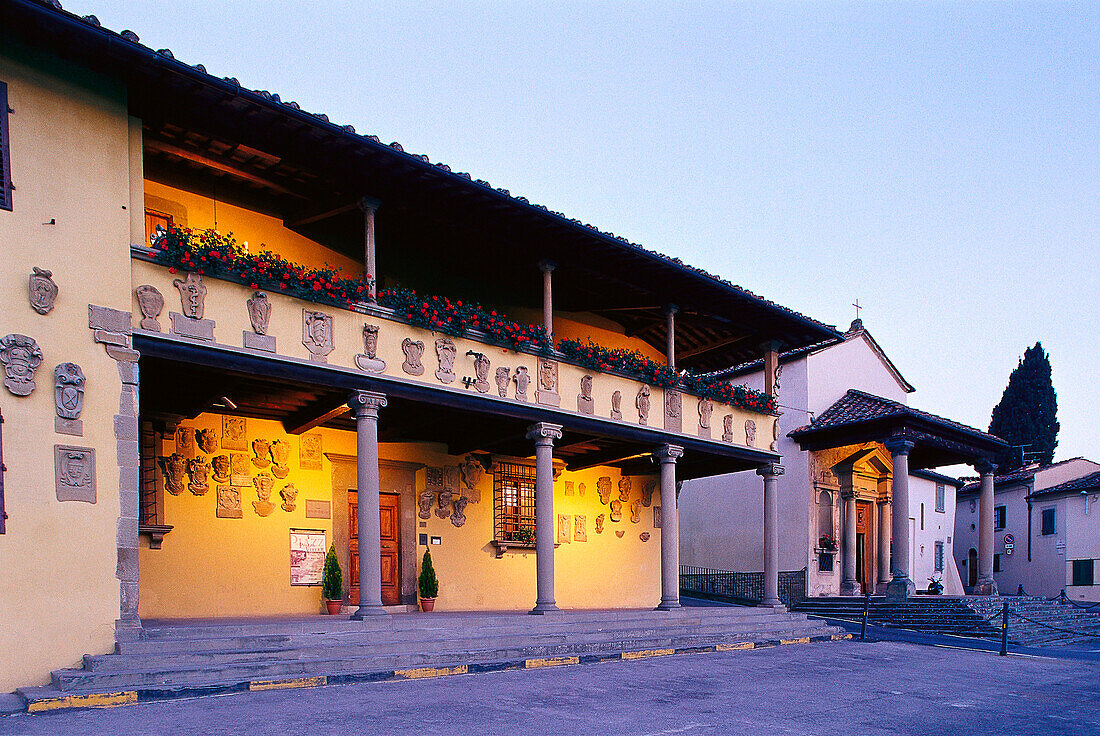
[
  {"left": 935, "top": 483, "right": 945, "bottom": 512},
  {"left": 934, "top": 541, "right": 944, "bottom": 572},
  {"left": 0, "top": 81, "right": 11, "bottom": 211},
  {"left": 139, "top": 420, "right": 159, "bottom": 526},
  {"left": 494, "top": 462, "right": 536, "bottom": 543},
  {"left": 817, "top": 552, "right": 833, "bottom": 573},
  {"left": 1072, "top": 559, "right": 1095, "bottom": 587}
]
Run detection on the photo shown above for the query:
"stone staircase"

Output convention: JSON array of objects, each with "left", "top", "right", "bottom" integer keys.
[
  {"left": 793, "top": 597, "right": 1000, "bottom": 637},
  {"left": 17, "top": 606, "right": 845, "bottom": 711},
  {"left": 963, "top": 597, "right": 1100, "bottom": 647}
]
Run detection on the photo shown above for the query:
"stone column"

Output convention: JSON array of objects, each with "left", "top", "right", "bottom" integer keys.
[
  {"left": 528, "top": 421, "right": 563, "bottom": 614},
  {"left": 758, "top": 463, "right": 784, "bottom": 608},
  {"left": 359, "top": 197, "right": 380, "bottom": 302},
  {"left": 349, "top": 390, "right": 388, "bottom": 618},
  {"left": 666, "top": 305, "right": 678, "bottom": 371},
  {"left": 538, "top": 260, "right": 556, "bottom": 341},
  {"left": 885, "top": 438, "right": 916, "bottom": 600},
  {"left": 655, "top": 444, "right": 685, "bottom": 610},
  {"left": 839, "top": 489, "right": 860, "bottom": 596},
  {"left": 975, "top": 460, "right": 999, "bottom": 595},
  {"left": 876, "top": 497, "right": 892, "bottom": 593}
]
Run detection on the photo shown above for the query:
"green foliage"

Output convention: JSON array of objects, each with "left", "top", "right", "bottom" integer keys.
[
  {"left": 418, "top": 549, "right": 439, "bottom": 599},
  {"left": 322, "top": 544, "right": 343, "bottom": 601},
  {"left": 989, "top": 342, "right": 1059, "bottom": 472}
]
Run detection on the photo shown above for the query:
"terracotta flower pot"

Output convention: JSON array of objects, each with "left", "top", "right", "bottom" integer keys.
[
  {"left": 420, "top": 597, "right": 435, "bottom": 612},
  {"left": 326, "top": 599, "right": 343, "bottom": 615}
]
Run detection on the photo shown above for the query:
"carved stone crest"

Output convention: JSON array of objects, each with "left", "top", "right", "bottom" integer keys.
[
  {"left": 401, "top": 338, "right": 425, "bottom": 376},
  {"left": 722, "top": 415, "right": 734, "bottom": 443},
  {"left": 270, "top": 439, "right": 291, "bottom": 478},
  {"left": 609, "top": 499, "right": 623, "bottom": 523},
  {"left": 616, "top": 530, "right": 625, "bottom": 538},
  {"left": 196, "top": 428, "right": 218, "bottom": 454},
  {"left": 495, "top": 367, "right": 510, "bottom": 397},
  {"left": 436, "top": 488, "right": 455, "bottom": 519},
  {"left": 564, "top": 481, "right": 574, "bottom": 496},
  {"left": 745, "top": 419, "right": 757, "bottom": 447},
  {"left": 578, "top": 482, "right": 586, "bottom": 497},
  {"left": 536, "top": 359, "right": 560, "bottom": 406},
  {"left": 595, "top": 514, "right": 605, "bottom": 534},
  {"left": 577, "top": 375, "right": 594, "bottom": 414},
  {"left": 618, "top": 476, "right": 632, "bottom": 502},
  {"left": 252, "top": 438, "right": 272, "bottom": 468},
  {"left": 513, "top": 366, "right": 530, "bottom": 401},
  {"left": 0, "top": 334, "right": 43, "bottom": 395},
  {"left": 639, "top": 532, "right": 651, "bottom": 542},
  {"left": 160, "top": 453, "right": 187, "bottom": 496},
  {"left": 642, "top": 479, "right": 657, "bottom": 507},
  {"left": 664, "top": 389, "right": 682, "bottom": 433},
  {"left": 279, "top": 482, "right": 298, "bottom": 512},
  {"left": 54, "top": 362, "right": 85, "bottom": 419},
  {"left": 574, "top": 515, "right": 587, "bottom": 542},
  {"left": 302, "top": 309, "right": 335, "bottom": 362},
  {"left": 211, "top": 455, "right": 231, "bottom": 483},
  {"left": 55, "top": 445, "right": 95, "bottom": 502},
  {"left": 247, "top": 291, "right": 272, "bottom": 335},
  {"left": 630, "top": 500, "right": 641, "bottom": 523},
  {"left": 434, "top": 338, "right": 457, "bottom": 383},
  {"left": 460, "top": 456, "right": 484, "bottom": 490},
  {"left": 557, "top": 514, "right": 571, "bottom": 544},
  {"left": 451, "top": 495, "right": 468, "bottom": 527},
  {"left": 216, "top": 486, "right": 242, "bottom": 518},
  {"left": 29, "top": 267, "right": 58, "bottom": 315},
  {"left": 355, "top": 324, "right": 386, "bottom": 373},
  {"left": 698, "top": 398, "right": 713, "bottom": 433},
  {"left": 654, "top": 505, "right": 663, "bottom": 529},
  {"left": 135, "top": 285, "right": 164, "bottom": 331},
  {"left": 444, "top": 465, "right": 461, "bottom": 491},
  {"left": 222, "top": 416, "right": 247, "bottom": 450},
  {"left": 187, "top": 457, "right": 211, "bottom": 495},
  {"left": 636, "top": 385, "right": 650, "bottom": 425},
  {"left": 471, "top": 352, "right": 491, "bottom": 393},
  {"left": 418, "top": 490, "right": 434, "bottom": 520},
  {"left": 175, "top": 427, "right": 196, "bottom": 457},
  {"left": 230, "top": 453, "right": 251, "bottom": 484},
  {"left": 425, "top": 467, "right": 444, "bottom": 491},
  {"left": 597, "top": 476, "right": 613, "bottom": 505},
  {"left": 253, "top": 472, "right": 276, "bottom": 517},
  {"left": 300, "top": 433, "right": 322, "bottom": 471},
  {"left": 611, "top": 390, "right": 622, "bottom": 420},
  {"left": 173, "top": 272, "right": 207, "bottom": 319}
]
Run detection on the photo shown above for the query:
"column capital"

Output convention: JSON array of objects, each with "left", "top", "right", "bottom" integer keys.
[
  {"left": 665, "top": 303, "right": 679, "bottom": 316},
  {"left": 348, "top": 390, "right": 387, "bottom": 416},
  {"left": 357, "top": 195, "right": 382, "bottom": 213},
  {"left": 757, "top": 463, "right": 784, "bottom": 478},
  {"left": 537, "top": 259, "right": 557, "bottom": 274},
  {"left": 526, "top": 421, "right": 563, "bottom": 443},
  {"left": 877, "top": 494, "right": 893, "bottom": 505},
  {"left": 883, "top": 437, "right": 915, "bottom": 456},
  {"left": 974, "top": 459, "right": 998, "bottom": 475},
  {"left": 654, "top": 444, "right": 684, "bottom": 462}
]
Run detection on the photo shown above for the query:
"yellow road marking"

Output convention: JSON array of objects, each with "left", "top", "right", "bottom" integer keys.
[
  {"left": 249, "top": 676, "right": 326, "bottom": 691},
  {"left": 526, "top": 656, "right": 580, "bottom": 668},
  {"left": 622, "top": 649, "right": 674, "bottom": 660},
  {"left": 394, "top": 665, "right": 468, "bottom": 679},
  {"left": 780, "top": 637, "right": 811, "bottom": 645},
  {"left": 715, "top": 642, "right": 755, "bottom": 651},
  {"left": 27, "top": 691, "right": 137, "bottom": 712}
]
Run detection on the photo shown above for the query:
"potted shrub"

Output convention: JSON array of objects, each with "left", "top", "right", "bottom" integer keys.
[
  {"left": 418, "top": 549, "right": 439, "bottom": 612},
  {"left": 322, "top": 544, "right": 344, "bottom": 615}
]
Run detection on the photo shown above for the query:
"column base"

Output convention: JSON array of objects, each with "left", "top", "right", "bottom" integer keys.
[
  {"left": 885, "top": 576, "right": 916, "bottom": 601},
  {"left": 759, "top": 598, "right": 784, "bottom": 611},
  {"left": 350, "top": 604, "right": 388, "bottom": 619},
  {"left": 114, "top": 618, "right": 143, "bottom": 642},
  {"left": 839, "top": 579, "right": 862, "bottom": 597},
  {"left": 875, "top": 581, "right": 892, "bottom": 595},
  {"left": 656, "top": 599, "right": 681, "bottom": 611},
  {"left": 530, "top": 602, "right": 560, "bottom": 615},
  {"left": 973, "top": 579, "right": 999, "bottom": 596}
]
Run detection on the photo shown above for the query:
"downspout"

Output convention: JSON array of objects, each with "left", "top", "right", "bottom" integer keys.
[{"left": 1026, "top": 490, "right": 1033, "bottom": 562}]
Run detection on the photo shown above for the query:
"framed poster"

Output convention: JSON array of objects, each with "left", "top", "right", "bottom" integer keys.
[{"left": 290, "top": 529, "right": 327, "bottom": 586}]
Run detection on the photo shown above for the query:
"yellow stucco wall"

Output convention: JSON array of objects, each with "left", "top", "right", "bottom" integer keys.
[
  {"left": 140, "top": 413, "right": 664, "bottom": 616},
  {"left": 0, "top": 45, "right": 134, "bottom": 690},
  {"left": 143, "top": 180, "right": 363, "bottom": 276}
]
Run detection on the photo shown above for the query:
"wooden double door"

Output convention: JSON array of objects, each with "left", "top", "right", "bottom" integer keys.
[
  {"left": 855, "top": 500, "right": 874, "bottom": 595},
  {"left": 348, "top": 491, "right": 401, "bottom": 606}
]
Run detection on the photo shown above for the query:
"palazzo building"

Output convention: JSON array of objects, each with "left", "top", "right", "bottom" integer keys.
[{"left": 0, "top": 0, "right": 842, "bottom": 691}]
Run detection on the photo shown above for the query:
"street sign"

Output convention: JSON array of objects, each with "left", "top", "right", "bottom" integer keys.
[{"left": 1004, "top": 533, "right": 1014, "bottom": 545}]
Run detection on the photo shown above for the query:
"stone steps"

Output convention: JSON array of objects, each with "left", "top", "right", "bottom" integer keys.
[
  {"left": 793, "top": 597, "right": 999, "bottom": 637},
  {"left": 19, "top": 607, "right": 844, "bottom": 710},
  {"left": 961, "top": 598, "right": 1100, "bottom": 647}
]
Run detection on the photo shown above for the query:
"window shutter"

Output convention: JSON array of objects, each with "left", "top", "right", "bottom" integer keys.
[{"left": 0, "top": 81, "right": 10, "bottom": 211}]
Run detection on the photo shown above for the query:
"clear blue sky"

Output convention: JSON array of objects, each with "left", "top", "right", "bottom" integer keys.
[{"left": 68, "top": 1, "right": 1099, "bottom": 467}]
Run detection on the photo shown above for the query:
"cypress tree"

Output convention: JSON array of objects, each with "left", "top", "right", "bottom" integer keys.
[
  {"left": 418, "top": 549, "right": 439, "bottom": 599},
  {"left": 988, "top": 342, "right": 1059, "bottom": 471}
]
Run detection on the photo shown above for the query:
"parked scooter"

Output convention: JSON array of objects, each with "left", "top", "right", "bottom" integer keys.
[{"left": 926, "top": 574, "right": 944, "bottom": 595}]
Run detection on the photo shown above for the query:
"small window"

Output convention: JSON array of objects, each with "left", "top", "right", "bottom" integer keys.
[
  {"left": 935, "top": 484, "right": 945, "bottom": 513},
  {"left": 0, "top": 80, "right": 12, "bottom": 211},
  {"left": 818, "top": 552, "right": 834, "bottom": 573},
  {"left": 1072, "top": 559, "right": 1095, "bottom": 587},
  {"left": 145, "top": 209, "right": 173, "bottom": 247},
  {"left": 994, "top": 505, "right": 1006, "bottom": 531},
  {"left": 920, "top": 503, "right": 925, "bottom": 530},
  {"left": 994, "top": 553, "right": 1001, "bottom": 573},
  {"left": 493, "top": 463, "right": 536, "bottom": 543},
  {"left": 1041, "top": 508, "right": 1056, "bottom": 536},
  {"left": 934, "top": 541, "right": 944, "bottom": 572}
]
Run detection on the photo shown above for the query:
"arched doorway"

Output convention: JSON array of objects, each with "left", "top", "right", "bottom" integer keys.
[{"left": 967, "top": 548, "right": 978, "bottom": 588}]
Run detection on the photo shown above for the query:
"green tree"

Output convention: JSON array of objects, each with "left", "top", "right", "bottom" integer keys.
[
  {"left": 322, "top": 544, "right": 343, "bottom": 601},
  {"left": 418, "top": 549, "right": 439, "bottom": 599},
  {"left": 988, "top": 342, "right": 1059, "bottom": 471}
]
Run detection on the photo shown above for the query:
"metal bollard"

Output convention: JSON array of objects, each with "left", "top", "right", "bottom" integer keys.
[
  {"left": 1000, "top": 601, "right": 1009, "bottom": 656},
  {"left": 860, "top": 594, "right": 869, "bottom": 641}
]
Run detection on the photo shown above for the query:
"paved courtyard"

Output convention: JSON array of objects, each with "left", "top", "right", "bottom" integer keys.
[{"left": 1, "top": 640, "right": 1098, "bottom": 736}]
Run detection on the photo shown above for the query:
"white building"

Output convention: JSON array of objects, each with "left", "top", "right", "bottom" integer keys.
[
  {"left": 955, "top": 459, "right": 1100, "bottom": 601},
  {"left": 680, "top": 320, "right": 1002, "bottom": 599}
]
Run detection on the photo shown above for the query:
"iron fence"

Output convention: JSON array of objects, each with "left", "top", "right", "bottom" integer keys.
[{"left": 680, "top": 565, "right": 807, "bottom": 608}]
